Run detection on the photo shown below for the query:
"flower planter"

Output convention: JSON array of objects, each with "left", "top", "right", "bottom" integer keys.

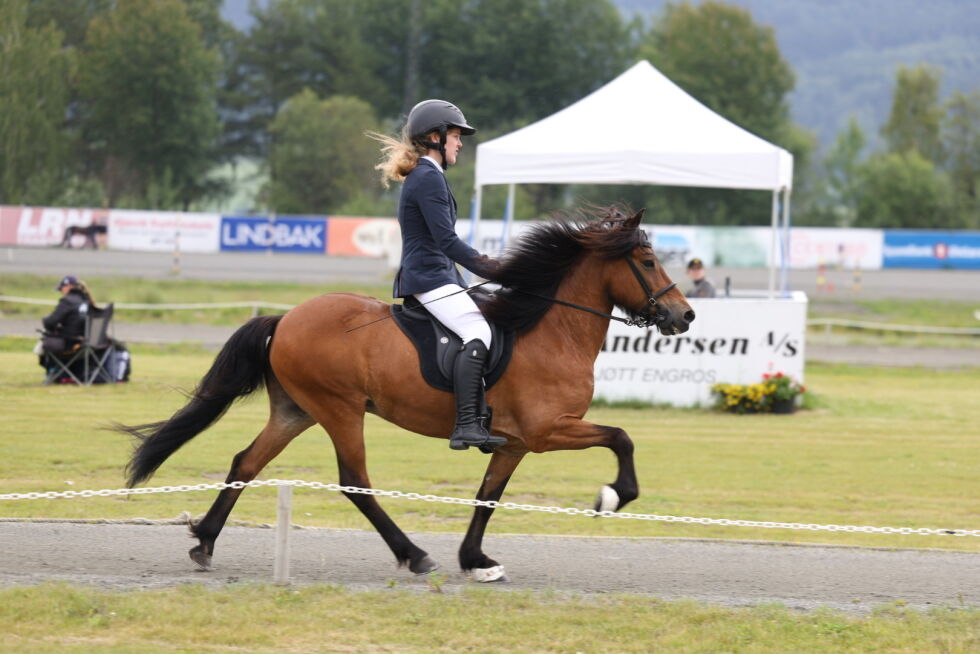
[{"left": 770, "top": 398, "right": 796, "bottom": 414}]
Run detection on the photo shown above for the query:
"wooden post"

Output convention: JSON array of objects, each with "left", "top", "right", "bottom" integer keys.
[{"left": 273, "top": 484, "right": 292, "bottom": 584}]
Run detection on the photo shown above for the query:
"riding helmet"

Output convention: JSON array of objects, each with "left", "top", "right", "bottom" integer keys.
[{"left": 406, "top": 99, "right": 476, "bottom": 143}]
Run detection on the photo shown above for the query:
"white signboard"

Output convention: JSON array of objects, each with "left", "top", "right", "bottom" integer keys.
[
  {"left": 108, "top": 210, "right": 220, "bottom": 253},
  {"left": 594, "top": 293, "right": 807, "bottom": 407}
]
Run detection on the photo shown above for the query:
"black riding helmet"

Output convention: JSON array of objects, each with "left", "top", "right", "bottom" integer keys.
[{"left": 407, "top": 99, "right": 476, "bottom": 169}]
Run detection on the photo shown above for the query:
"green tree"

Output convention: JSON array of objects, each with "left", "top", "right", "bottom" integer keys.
[
  {"left": 77, "top": 0, "right": 220, "bottom": 208},
  {"left": 942, "top": 90, "right": 980, "bottom": 228},
  {"left": 881, "top": 65, "right": 945, "bottom": 163},
  {"left": 823, "top": 117, "right": 867, "bottom": 227},
  {"left": 265, "top": 91, "right": 379, "bottom": 214},
  {"left": 229, "top": 0, "right": 387, "bottom": 157},
  {"left": 855, "top": 150, "right": 955, "bottom": 228},
  {"left": 25, "top": 0, "right": 110, "bottom": 49},
  {"left": 0, "top": 0, "right": 74, "bottom": 204}
]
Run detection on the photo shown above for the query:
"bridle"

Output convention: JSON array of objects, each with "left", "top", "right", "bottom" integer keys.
[{"left": 514, "top": 253, "right": 676, "bottom": 329}]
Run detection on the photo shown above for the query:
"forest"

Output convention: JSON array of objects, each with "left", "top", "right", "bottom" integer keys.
[{"left": 2, "top": 0, "right": 977, "bottom": 229}]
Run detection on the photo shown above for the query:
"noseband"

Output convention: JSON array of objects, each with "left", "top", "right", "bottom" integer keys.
[
  {"left": 623, "top": 256, "right": 677, "bottom": 328},
  {"left": 512, "top": 254, "right": 676, "bottom": 329}
]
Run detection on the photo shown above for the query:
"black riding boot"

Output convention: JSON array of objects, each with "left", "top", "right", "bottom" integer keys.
[{"left": 449, "top": 340, "right": 507, "bottom": 451}]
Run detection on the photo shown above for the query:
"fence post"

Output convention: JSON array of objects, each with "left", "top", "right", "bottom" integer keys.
[{"left": 273, "top": 484, "right": 292, "bottom": 584}]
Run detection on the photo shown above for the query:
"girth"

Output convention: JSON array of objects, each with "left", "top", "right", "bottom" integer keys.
[{"left": 391, "top": 294, "right": 515, "bottom": 393}]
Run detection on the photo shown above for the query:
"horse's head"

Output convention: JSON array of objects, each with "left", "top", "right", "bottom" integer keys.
[{"left": 593, "top": 208, "right": 695, "bottom": 336}]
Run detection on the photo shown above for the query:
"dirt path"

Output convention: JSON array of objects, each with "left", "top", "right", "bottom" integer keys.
[{"left": 1, "top": 522, "right": 977, "bottom": 614}]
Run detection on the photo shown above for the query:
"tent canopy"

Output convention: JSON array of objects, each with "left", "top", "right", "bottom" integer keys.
[{"left": 474, "top": 60, "right": 792, "bottom": 192}]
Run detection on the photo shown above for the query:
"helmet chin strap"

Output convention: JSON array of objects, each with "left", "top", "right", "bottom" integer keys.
[{"left": 424, "top": 127, "right": 449, "bottom": 169}]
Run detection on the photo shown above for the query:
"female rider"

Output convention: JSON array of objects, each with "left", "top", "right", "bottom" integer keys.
[{"left": 373, "top": 99, "right": 506, "bottom": 452}]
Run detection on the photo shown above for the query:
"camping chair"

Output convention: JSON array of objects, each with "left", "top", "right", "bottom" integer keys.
[{"left": 43, "top": 303, "right": 116, "bottom": 386}]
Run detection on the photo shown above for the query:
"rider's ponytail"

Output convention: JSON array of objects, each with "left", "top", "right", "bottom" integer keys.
[{"left": 367, "top": 129, "right": 425, "bottom": 188}]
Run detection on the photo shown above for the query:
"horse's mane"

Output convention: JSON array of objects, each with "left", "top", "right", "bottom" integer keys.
[{"left": 482, "top": 205, "right": 649, "bottom": 334}]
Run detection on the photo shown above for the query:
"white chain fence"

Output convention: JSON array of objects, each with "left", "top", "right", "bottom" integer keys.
[
  {"left": 1, "top": 479, "right": 977, "bottom": 538},
  {"left": 4, "top": 295, "right": 979, "bottom": 336}
]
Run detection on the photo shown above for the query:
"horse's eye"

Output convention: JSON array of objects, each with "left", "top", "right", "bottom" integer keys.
[{"left": 642, "top": 260, "right": 655, "bottom": 269}]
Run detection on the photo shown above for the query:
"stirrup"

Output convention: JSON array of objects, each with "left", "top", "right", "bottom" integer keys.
[{"left": 449, "top": 426, "right": 506, "bottom": 451}]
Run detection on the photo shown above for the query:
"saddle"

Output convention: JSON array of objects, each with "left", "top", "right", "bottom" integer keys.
[{"left": 391, "top": 292, "right": 515, "bottom": 393}]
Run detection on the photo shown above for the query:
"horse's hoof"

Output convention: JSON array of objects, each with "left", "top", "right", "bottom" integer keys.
[
  {"left": 470, "top": 565, "right": 507, "bottom": 583},
  {"left": 189, "top": 547, "right": 212, "bottom": 570},
  {"left": 410, "top": 555, "right": 440, "bottom": 575},
  {"left": 594, "top": 484, "right": 620, "bottom": 513}
]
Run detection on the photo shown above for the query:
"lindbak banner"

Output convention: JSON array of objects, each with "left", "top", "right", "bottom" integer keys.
[
  {"left": 221, "top": 216, "right": 326, "bottom": 253},
  {"left": 882, "top": 230, "right": 980, "bottom": 269}
]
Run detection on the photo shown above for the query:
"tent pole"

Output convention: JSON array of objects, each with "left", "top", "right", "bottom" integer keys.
[
  {"left": 470, "top": 185, "right": 482, "bottom": 247},
  {"left": 768, "top": 190, "right": 778, "bottom": 299},
  {"left": 780, "top": 187, "right": 792, "bottom": 297},
  {"left": 502, "top": 184, "right": 516, "bottom": 253}
]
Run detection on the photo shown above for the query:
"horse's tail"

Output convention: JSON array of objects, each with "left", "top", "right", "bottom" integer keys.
[{"left": 118, "top": 314, "right": 284, "bottom": 487}]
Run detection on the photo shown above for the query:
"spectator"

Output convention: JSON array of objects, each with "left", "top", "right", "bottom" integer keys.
[
  {"left": 40, "top": 275, "right": 96, "bottom": 352},
  {"left": 685, "top": 258, "right": 717, "bottom": 298}
]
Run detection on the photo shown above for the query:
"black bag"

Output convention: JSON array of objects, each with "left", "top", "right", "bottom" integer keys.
[{"left": 41, "top": 335, "right": 68, "bottom": 353}]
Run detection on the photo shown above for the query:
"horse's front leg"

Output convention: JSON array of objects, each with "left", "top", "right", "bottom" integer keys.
[
  {"left": 531, "top": 416, "right": 639, "bottom": 513},
  {"left": 459, "top": 450, "right": 525, "bottom": 581}
]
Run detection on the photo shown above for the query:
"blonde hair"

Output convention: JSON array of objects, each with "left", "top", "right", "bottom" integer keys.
[
  {"left": 76, "top": 280, "right": 97, "bottom": 308},
  {"left": 367, "top": 129, "right": 426, "bottom": 188}
]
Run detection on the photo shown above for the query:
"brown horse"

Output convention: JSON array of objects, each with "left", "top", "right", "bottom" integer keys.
[{"left": 119, "top": 206, "right": 694, "bottom": 581}]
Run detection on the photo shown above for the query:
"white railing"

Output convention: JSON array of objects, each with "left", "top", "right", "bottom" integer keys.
[{"left": 3, "top": 295, "right": 979, "bottom": 337}]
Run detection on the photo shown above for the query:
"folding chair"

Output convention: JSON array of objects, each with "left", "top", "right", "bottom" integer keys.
[{"left": 43, "top": 304, "right": 116, "bottom": 385}]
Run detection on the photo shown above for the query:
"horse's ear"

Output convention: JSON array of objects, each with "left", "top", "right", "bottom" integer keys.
[{"left": 624, "top": 209, "right": 645, "bottom": 230}]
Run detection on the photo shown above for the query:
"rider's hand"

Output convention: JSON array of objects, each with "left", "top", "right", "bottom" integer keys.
[{"left": 471, "top": 254, "right": 502, "bottom": 280}]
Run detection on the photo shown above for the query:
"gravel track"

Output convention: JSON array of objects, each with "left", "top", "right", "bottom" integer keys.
[{"left": 1, "top": 522, "right": 978, "bottom": 614}]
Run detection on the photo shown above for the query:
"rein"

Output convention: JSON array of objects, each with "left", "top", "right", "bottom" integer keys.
[
  {"left": 344, "top": 254, "right": 675, "bottom": 333},
  {"left": 515, "top": 255, "right": 676, "bottom": 329}
]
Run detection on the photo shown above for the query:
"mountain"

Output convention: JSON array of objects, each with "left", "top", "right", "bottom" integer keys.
[{"left": 618, "top": 0, "right": 980, "bottom": 148}]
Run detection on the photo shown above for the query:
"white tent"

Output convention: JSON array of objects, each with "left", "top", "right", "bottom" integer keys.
[{"left": 472, "top": 60, "right": 794, "bottom": 295}]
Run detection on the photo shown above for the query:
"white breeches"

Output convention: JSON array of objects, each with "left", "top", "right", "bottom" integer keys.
[{"left": 414, "top": 284, "right": 491, "bottom": 348}]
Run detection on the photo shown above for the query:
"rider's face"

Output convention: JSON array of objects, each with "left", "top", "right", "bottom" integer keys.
[{"left": 443, "top": 128, "right": 463, "bottom": 165}]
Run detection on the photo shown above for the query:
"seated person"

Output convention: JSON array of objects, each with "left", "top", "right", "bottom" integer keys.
[
  {"left": 40, "top": 275, "right": 95, "bottom": 353},
  {"left": 685, "top": 258, "right": 717, "bottom": 298}
]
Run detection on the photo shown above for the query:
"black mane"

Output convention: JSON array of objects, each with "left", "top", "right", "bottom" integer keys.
[{"left": 481, "top": 206, "right": 648, "bottom": 334}]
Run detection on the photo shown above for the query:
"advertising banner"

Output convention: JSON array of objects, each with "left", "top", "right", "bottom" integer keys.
[
  {"left": 327, "top": 217, "right": 401, "bottom": 265},
  {"left": 594, "top": 293, "right": 807, "bottom": 407},
  {"left": 1, "top": 206, "right": 108, "bottom": 247},
  {"left": 220, "top": 215, "right": 326, "bottom": 253},
  {"left": 108, "top": 211, "right": 220, "bottom": 253},
  {"left": 789, "top": 228, "right": 882, "bottom": 269},
  {"left": 883, "top": 231, "right": 980, "bottom": 269},
  {"left": 0, "top": 206, "right": 19, "bottom": 245}
]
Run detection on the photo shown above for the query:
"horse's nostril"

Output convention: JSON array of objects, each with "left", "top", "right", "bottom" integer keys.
[{"left": 684, "top": 310, "right": 696, "bottom": 323}]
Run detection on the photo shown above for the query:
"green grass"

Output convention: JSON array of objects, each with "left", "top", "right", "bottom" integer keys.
[
  {"left": 1, "top": 336, "right": 978, "bottom": 551},
  {"left": 1, "top": 583, "right": 978, "bottom": 653},
  {"left": 808, "top": 297, "right": 980, "bottom": 328},
  {"left": 0, "top": 273, "right": 389, "bottom": 326}
]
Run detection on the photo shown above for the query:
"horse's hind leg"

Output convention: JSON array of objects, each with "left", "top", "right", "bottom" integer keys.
[
  {"left": 315, "top": 402, "right": 438, "bottom": 574},
  {"left": 189, "top": 377, "right": 314, "bottom": 568},
  {"left": 459, "top": 450, "right": 525, "bottom": 581}
]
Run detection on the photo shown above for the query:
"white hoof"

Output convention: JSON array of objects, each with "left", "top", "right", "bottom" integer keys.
[
  {"left": 470, "top": 565, "right": 506, "bottom": 583},
  {"left": 595, "top": 484, "right": 620, "bottom": 513}
]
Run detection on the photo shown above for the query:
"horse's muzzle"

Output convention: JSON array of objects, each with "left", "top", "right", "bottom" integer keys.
[{"left": 653, "top": 305, "right": 695, "bottom": 335}]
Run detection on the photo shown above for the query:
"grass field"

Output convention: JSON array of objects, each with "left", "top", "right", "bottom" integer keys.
[
  {"left": 1, "top": 336, "right": 978, "bottom": 551},
  {"left": 3, "top": 276, "right": 980, "bottom": 651},
  {"left": 1, "top": 583, "right": 977, "bottom": 653}
]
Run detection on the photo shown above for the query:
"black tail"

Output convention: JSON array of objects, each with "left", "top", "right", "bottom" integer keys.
[{"left": 117, "top": 314, "right": 284, "bottom": 487}]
